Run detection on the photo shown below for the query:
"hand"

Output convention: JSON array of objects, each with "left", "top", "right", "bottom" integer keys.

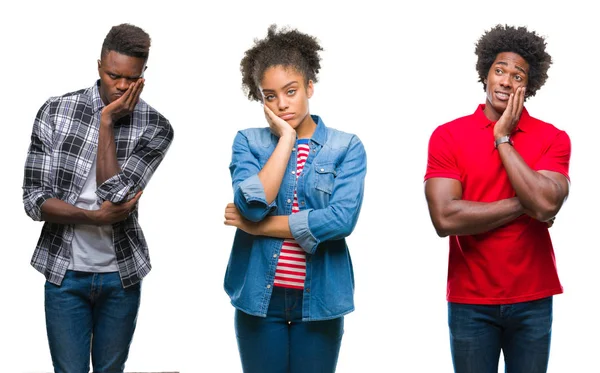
[
  {"left": 94, "top": 191, "right": 142, "bottom": 225},
  {"left": 101, "top": 79, "right": 145, "bottom": 124},
  {"left": 224, "top": 203, "right": 258, "bottom": 235},
  {"left": 494, "top": 86, "right": 525, "bottom": 140},
  {"left": 264, "top": 105, "right": 295, "bottom": 139}
]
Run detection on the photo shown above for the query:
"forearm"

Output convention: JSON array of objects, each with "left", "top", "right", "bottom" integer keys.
[
  {"left": 40, "top": 198, "right": 98, "bottom": 225},
  {"left": 96, "top": 116, "right": 122, "bottom": 185},
  {"left": 431, "top": 197, "right": 524, "bottom": 237},
  {"left": 255, "top": 215, "right": 293, "bottom": 239},
  {"left": 497, "top": 143, "right": 564, "bottom": 221},
  {"left": 258, "top": 134, "right": 295, "bottom": 203}
]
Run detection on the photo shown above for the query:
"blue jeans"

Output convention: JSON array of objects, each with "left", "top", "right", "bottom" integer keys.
[
  {"left": 448, "top": 297, "right": 553, "bottom": 373},
  {"left": 44, "top": 271, "right": 141, "bottom": 373},
  {"left": 235, "top": 287, "right": 344, "bottom": 373}
]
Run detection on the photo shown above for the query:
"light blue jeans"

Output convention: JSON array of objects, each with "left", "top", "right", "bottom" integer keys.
[
  {"left": 448, "top": 296, "right": 553, "bottom": 373},
  {"left": 44, "top": 270, "right": 141, "bottom": 373}
]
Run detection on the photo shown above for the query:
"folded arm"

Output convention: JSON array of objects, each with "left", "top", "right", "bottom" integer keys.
[
  {"left": 226, "top": 136, "right": 367, "bottom": 254},
  {"left": 95, "top": 115, "right": 173, "bottom": 204},
  {"left": 497, "top": 143, "right": 569, "bottom": 222},
  {"left": 424, "top": 177, "right": 524, "bottom": 237}
]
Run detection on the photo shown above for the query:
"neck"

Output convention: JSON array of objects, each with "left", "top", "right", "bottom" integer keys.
[
  {"left": 296, "top": 114, "right": 317, "bottom": 139},
  {"left": 483, "top": 100, "right": 502, "bottom": 122}
]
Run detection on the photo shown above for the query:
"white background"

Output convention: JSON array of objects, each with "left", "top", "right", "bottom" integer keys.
[{"left": 1, "top": 0, "right": 598, "bottom": 372}]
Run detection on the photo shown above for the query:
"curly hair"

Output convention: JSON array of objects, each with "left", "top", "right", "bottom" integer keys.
[
  {"left": 475, "top": 25, "right": 552, "bottom": 99},
  {"left": 101, "top": 23, "right": 151, "bottom": 60},
  {"left": 240, "top": 24, "right": 323, "bottom": 102}
]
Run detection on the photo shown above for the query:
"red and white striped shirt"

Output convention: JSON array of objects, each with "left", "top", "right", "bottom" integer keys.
[{"left": 274, "top": 140, "right": 310, "bottom": 289}]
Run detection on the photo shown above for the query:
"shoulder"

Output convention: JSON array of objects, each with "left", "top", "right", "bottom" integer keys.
[
  {"left": 323, "top": 126, "right": 363, "bottom": 151},
  {"left": 525, "top": 113, "right": 568, "bottom": 135},
  {"left": 40, "top": 86, "right": 91, "bottom": 112},
  {"left": 236, "top": 127, "right": 274, "bottom": 146},
  {"left": 136, "top": 99, "right": 174, "bottom": 135},
  {"left": 523, "top": 113, "right": 570, "bottom": 150},
  {"left": 436, "top": 112, "right": 477, "bottom": 133}
]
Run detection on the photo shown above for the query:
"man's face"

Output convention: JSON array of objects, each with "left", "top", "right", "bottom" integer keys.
[
  {"left": 98, "top": 50, "right": 147, "bottom": 105},
  {"left": 484, "top": 51, "right": 530, "bottom": 121},
  {"left": 259, "top": 65, "right": 313, "bottom": 130}
]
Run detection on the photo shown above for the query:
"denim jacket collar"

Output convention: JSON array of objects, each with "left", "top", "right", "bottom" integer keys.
[{"left": 310, "top": 114, "right": 327, "bottom": 145}]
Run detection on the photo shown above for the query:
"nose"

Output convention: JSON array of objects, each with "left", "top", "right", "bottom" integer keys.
[
  {"left": 499, "top": 74, "right": 511, "bottom": 88},
  {"left": 116, "top": 78, "right": 130, "bottom": 92},
  {"left": 277, "top": 95, "right": 289, "bottom": 111}
]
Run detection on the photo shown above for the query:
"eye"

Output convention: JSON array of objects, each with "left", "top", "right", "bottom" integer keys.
[
  {"left": 264, "top": 94, "right": 275, "bottom": 101},
  {"left": 495, "top": 68, "right": 503, "bottom": 75},
  {"left": 514, "top": 75, "right": 522, "bottom": 81},
  {"left": 287, "top": 89, "right": 296, "bottom": 96},
  {"left": 108, "top": 73, "right": 118, "bottom": 80}
]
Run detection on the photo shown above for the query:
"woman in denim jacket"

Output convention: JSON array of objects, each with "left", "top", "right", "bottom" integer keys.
[{"left": 223, "top": 25, "right": 367, "bottom": 373}]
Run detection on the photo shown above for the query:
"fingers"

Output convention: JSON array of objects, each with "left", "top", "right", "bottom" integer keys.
[
  {"left": 515, "top": 86, "right": 525, "bottom": 118},
  {"left": 125, "top": 79, "right": 144, "bottom": 109},
  {"left": 263, "top": 104, "right": 276, "bottom": 119},
  {"left": 506, "top": 92, "right": 514, "bottom": 116},
  {"left": 129, "top": 190, "right": 143, "bottom": 204},
  {"left": 224, "top": 202, "right": 242, "bottom": 226}
]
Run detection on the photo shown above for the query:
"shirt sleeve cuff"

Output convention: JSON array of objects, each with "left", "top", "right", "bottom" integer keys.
[
  {"left": 234, "top": 174, "right": 277, "bottom": 222},
  {"left": 28, "top": 192, "right": 55, "bottom": 221},
  {"left": 289, "top": 209, "right": 319, "bottom": 254},
  {"left": 96, "top": 172, "right": 135, "bottom": 203}
]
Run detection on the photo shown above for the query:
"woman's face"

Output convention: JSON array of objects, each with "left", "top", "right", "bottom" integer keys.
[{"left": 259, "top": 65, "right": 314, "bottom": 130}]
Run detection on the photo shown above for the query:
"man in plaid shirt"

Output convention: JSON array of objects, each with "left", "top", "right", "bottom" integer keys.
[{"left": 22, "top": 23, "right": 173, "bottom": 372}]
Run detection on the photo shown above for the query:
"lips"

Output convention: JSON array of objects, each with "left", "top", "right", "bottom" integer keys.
[
  {"left": 278, "top": 113, "right": 295, "bottom": 121},
  {"left": 495, "top": 91, "right": 511, "bottom": 101}
]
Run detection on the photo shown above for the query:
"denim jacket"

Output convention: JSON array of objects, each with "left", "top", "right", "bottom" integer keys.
[{"left": 224, "top": 115, "right": 367, "bottom": 321}]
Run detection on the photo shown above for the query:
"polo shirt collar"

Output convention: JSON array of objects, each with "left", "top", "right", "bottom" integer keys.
[{"left": 474, "top": 103, "right": 532, "bottom": 132}]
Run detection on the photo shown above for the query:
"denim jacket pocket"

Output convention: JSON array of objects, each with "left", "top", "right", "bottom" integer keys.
[{"left": 314, "top": 162, "right": 337, "bottom": 194}]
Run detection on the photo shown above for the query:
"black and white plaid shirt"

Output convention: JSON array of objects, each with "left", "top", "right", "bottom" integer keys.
[{"left": 23, "top": 80, "right": 174, "bottom": 287}]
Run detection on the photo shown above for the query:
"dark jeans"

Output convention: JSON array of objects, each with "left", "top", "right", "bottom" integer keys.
[
  {"left": 44, "top": 270, "right": 141, "bottom": 373},
  {"left": 235, "top": 287, "right": 344, "bottom": 373},
  {"left": 448, "top": 296, "right": 553, "bottom": 373}
]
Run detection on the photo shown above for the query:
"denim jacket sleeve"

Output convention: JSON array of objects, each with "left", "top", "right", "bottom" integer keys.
[
  {"left": 289, "top": 135, "right": 367, "bottom": 254},
  {"left": 229, "top": 130, "right": 277, "bottom": 222},
  {"left": 95, "top": 115, "right": 174, "bottom": 204},
  {"left": 22, "top": 99, "right": 58, "bottom": 221}
]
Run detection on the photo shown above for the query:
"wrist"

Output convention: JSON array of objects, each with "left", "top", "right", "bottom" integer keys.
[
  {"left": 493, "top": 131, "right": 509, "bottom": 141},
  {"left": 251, "top": 220, "right": 263, "bottom": 236},
  {"left": 86, "top": 209, "right": 99, "bottom": 225},
  {"left": 100, "top": 111, "right": 115, "bottom": 127},
  {"left": 494, "top": 135, "right": 512, "bottom": 149},
  {"left": 279, "top": 132, "right": 296, "bottom": 145}
]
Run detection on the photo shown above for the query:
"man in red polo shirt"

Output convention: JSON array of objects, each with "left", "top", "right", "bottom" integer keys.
[{"left": 424, "top": 25, "right": 570, "bottom": 373}]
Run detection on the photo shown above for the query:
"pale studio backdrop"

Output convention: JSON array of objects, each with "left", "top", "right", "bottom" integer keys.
[{"left": 0, "top": 0, "right": 598, "bottom": 372}]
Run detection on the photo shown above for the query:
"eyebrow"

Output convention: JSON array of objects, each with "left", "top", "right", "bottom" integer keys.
[
  {"left": 105, "top": 70, "right": 143, "bottom": 80},
  {"left": 495, "top": 61, "right": 528, "bottom": 75},
  {"left": 261, "top": 80, "right": 299, "bottom": 93}
]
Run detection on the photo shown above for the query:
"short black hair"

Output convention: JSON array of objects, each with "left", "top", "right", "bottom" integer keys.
[
  {"left": 101, "top": 23, "right": 151, "bottom": 60},
  {"left": 475, "top": 24, "right": 552, "bottom": 99},
  {"left": 240, "top": 24, "right": 323, "bottom": 102}
]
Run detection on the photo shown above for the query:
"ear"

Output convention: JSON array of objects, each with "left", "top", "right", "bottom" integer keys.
[
  {"left": 306, "top": 80, "right": 314, "bottom": 99},
  {"left": 97, "top": 59, "right": 102, "bottom": 70},
  {"left": 484, "top": 78, "right": 487, "bottom": 84}
]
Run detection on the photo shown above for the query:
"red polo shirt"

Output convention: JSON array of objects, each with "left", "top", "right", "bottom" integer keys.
[{"left": 425, "top": 105, "right": 571, "bottom": 305}]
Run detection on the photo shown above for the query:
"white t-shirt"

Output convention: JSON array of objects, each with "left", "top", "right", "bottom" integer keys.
[{"left": 68, "top": 156, "right": 118, "bottom": 272}]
